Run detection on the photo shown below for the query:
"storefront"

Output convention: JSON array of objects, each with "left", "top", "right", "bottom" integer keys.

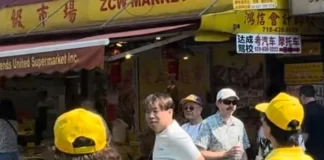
[{"left": 195, "top": 0, "right": 324, "bottom": 157}]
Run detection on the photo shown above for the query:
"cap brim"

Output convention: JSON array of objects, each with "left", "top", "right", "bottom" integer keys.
[
  {"left": 255, "top": 103, "right": 269, "bottom": 112},
  {"left": 221, "top": 95, "right": 240, "bottom": 100},
  {"left": 180, "top": 98, "right": 201, "bottom": 105}
]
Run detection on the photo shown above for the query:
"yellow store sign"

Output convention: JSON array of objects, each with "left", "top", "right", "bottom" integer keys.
[
  {"left": 285, "top": 63, "right": 324, "bottom": 85},
  {"left": 0, "top": 0, "right": 233, "bottom": 35},
  {"left": 233, "top": 0, "right": 287, "bottom": 10},
  {"left": 199, "top": 10, "right": 322, "bottom": 35}
]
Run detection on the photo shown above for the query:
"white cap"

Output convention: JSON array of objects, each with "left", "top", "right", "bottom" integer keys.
[{"left": 216, "top": 88, "right": 239, "bottom": 101}]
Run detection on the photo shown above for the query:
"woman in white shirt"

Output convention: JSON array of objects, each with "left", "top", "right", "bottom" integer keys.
[
  {"left": 0, "top": 99, "right": 19, "bottom": 160},
  {"left": 180, "top": 94, "right": 203, "bottom": 141}
]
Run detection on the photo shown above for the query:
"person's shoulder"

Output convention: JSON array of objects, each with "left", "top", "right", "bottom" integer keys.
[
  {"left": 167, "top": 122, "right": 191, "bottom": 140},
  {"left": 265, "top": 154, "right": 314, "bottom": 160},
  {"left": 202, "top": 114, "right": 216, "bottom": 124},
  {"left": 302, "top": 154, "right": 314, "bottom": 160},
  {"left": 232, "top": 116, "right": 244, "bottom": 126},
  {"left": 181, "top": 122, "right": 189, "bottom": 128}
]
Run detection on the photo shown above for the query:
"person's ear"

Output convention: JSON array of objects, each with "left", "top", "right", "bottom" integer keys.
[{"left": 168, "top": 109, "right": 173, "bottom": 115}]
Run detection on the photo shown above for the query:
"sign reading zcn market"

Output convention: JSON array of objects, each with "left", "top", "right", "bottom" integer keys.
[
  {"left": 2, "top": 0, "right": 225, "bottom": 35},
  {"left": 0, "top": 53, "right": 78, "bottom": 71},
  {"left": 236, "top": 33, "right": 301, "bottom": 54}
]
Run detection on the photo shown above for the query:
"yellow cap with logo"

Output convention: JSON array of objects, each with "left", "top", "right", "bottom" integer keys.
[
  {"left": 255, "top": 92, "right": 304, "bottom": 131},
  {"left": 54, "top": 108, "right": 107, "bottom": 154}
]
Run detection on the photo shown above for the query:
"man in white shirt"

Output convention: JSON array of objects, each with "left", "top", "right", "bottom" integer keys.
[
  {"left": 181, "top": 94, "right": 203, "bottom": 141},
  {"left": 195, "top": 88, "right": 250, "bottom": 160},
  {"left": 144, "top": 93, "right": 204, "bottom": 160}
]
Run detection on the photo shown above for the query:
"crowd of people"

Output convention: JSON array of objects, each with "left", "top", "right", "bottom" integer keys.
[
  {"left": 0, "top": 85, "right": 323, "bottom": 160},
  {"left": 144, "top": 86, "right": 324, "bottom": 160}
]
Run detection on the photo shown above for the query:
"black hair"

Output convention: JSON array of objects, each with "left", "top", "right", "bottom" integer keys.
[
  {"left": 72, "top": 137, "right": 96, "bottom": 148},
  {"left": 300, "top": 85, "right": 316, "bottom": 97},
  {"left": 39, "top": 90, "right": 48, "bottom": 97},
  {"left": 0, "top": 99, "right": 17, "bottom": 121},
  {"left": 264, "top": 116, "right": 300, "bottom": 147},
  {"left": 53, "top": 137, "right": 121, "bottom": 160}
]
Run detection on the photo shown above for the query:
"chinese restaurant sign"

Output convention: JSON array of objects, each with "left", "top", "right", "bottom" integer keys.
[
  {"left": 200, "top": 10, "right": 323, "bottom": 35},
  {"left": 0, "top": 0, "right": 232, "bottom": 35},
  {"left": 236, "top": 33, "right": 301, "bottom": 54},
  {"left": 233, "top": 0, "right": 287, "bottom": 10},
  {"left": 0, "top": 46, "right": 104, "bottom": 78},
  {"left": 284, "top": 63, "right": 324, "bottom": 85}
]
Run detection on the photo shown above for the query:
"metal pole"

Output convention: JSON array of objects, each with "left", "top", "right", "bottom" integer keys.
[
  {"left": 100, "top": 0, "right": 133, "bottom": 28},
  {"left": 26, "top": 0, "right": 71, "bottom": 35},
  {"left": 199, "top": 0, "right": 220, "bottom": 16}
]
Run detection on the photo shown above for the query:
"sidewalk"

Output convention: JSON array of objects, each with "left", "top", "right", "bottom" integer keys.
[{"left": 19, "top": 139, "right": 53, "bottom": 160}]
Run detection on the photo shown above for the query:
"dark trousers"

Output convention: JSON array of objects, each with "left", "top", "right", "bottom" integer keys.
[{"left": 34, "top": 110, "right": 47, "bottom": 145}]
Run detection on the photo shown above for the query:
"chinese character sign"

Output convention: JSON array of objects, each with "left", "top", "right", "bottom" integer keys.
[
  {"left": 236, "top": 33, "right": 302, "bottom": 54},
  {"left": 284, "top": 63, "right": 323, "bottom": 85}
]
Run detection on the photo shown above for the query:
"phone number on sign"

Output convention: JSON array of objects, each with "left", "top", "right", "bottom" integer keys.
[{"left": 263, "top": 27, "right": 299, "bottom": 33}]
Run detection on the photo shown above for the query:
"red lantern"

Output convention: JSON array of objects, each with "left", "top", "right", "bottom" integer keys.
[
  {"left": 162, "top": 47, "right": 179, "bottom": 80},
  {"left": 106, "top": 104, "right": 116, "bottom": 121},
  {"left": 109, "top": 62, "right": 121, "bottom": 84},
  {"left": 167, "top": 58, "right": 179, "bottom": 80}
]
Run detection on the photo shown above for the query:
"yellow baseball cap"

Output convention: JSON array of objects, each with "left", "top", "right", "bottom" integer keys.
[
  {"left": 255, "top": 92, "right": 304, "bottom": 131},
  {"left": 54, "top": 108, "right": 107, "bottom": 154}
]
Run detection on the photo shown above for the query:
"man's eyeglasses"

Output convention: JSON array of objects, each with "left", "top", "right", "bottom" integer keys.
[
  {"left": 183, "top": 106, "right": 198, "bottom": 111},
  {"left": 222, "top": 100, "right": 238, "bottom": 105}
]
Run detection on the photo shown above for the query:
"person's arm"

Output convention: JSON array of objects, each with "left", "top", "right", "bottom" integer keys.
[
  {"left": 242, "top": 151, "right": 248, "bottom": 160},
  {"left": 196, "top": 146, "right": 226, "bottom": 160},
  {"left": 302, "top": 107, "right": 311, "bottom": 143},
  {"left": 195, "top": 123, "right": 226, "bottom": 159},
  {"left": 241, "top": 126, "right": 251, "bottom": 160}
]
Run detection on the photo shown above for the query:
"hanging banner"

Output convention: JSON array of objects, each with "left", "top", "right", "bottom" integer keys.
[
  {"left": 233, "top": 0, "right": 287, "bottom": 10},
  {"left": 284, "top": 63, "right": 324, "bottom": 85},
  {"left": 236, "top": 33, "right": 301, "bottom": 54},
  {"left": 199, "top": 10, "right": 323, "bottom": 35}
]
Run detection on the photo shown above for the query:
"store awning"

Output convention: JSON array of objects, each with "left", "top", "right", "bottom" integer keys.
[
  {"left": 0, "top": 24, "right": 193, "bottom": 77},
  {"left": 198, "top": 10, "right": 322, "bottom": 39}
]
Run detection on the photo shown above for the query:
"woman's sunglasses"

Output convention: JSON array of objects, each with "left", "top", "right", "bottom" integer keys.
[{"left": 222, "top": 100, "right": 238, "bottom": 105}]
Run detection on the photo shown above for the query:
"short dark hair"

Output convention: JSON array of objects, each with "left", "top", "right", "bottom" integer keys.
[
  {"left": 300, "top": 85, "right": 315, "bottom": 97},
  {"left": 0, "top": 99, "right": 16, "bottom": 120},
  {"left": 264, "top": 116, "right": 300, "bottom": 147},
  {"left": 144, "top": 93, "right": 174, "bottom": 110}
]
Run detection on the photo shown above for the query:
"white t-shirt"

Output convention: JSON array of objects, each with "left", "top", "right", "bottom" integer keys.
[
  {"left": 182, "top": 122, "right": 203, "bottom": 141},
  {"left": 153, "top": 120, "right": 201, "bottom": 160},
  {"left": 0, "top": 119, "right": 18, "bottom": 153}
]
